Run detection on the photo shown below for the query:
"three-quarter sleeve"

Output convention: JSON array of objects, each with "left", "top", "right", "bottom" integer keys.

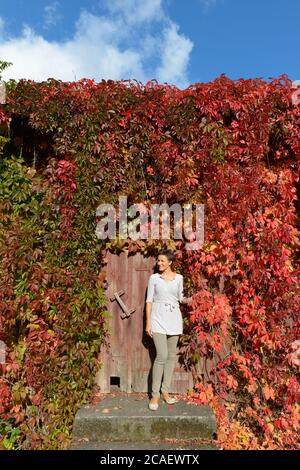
[
  {"left": 178, "top": 275, "right": 184, "bottom": 302},
  {"left": 146, "top": 275, "right": 155, "bottom": 302}
]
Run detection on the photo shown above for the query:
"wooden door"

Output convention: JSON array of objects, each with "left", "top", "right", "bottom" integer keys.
[{"left": 95, "top": 250, "right": 193, "bottom": 394}]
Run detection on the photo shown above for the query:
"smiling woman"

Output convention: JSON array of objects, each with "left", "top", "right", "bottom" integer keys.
[{"left": 145, "top": 248, "right": 192, "bottom": 411}]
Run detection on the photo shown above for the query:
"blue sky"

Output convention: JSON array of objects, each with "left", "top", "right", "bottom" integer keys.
[{"left": 0, "top": 0, "right": 299, "bottom": 88}]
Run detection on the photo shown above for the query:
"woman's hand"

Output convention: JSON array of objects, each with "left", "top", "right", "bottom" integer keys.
[
  {"left": 181, "top": 296, "right": 193, "bottom": 306},
  {"left": 146, "top": 322, "right": 152, "bottom": 337}
]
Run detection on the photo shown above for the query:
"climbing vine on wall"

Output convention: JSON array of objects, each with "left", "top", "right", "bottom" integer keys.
[{"left": 0, "top": 74, "right": 299, "bottom": 449}]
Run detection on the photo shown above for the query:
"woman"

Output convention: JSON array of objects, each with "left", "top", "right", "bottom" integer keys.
[{"left": 145, "top": 249, "right": 191, "bottom": 410}]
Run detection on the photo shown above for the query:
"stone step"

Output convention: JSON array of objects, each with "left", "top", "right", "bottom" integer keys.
[
  {"left": 70, "top": 440, "right": 219, "bottom": 450},
  {"left": 71, "top": 394, "right": 217, "bottom": 447}
]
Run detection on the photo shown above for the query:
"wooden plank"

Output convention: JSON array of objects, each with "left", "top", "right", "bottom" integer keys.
[{"left": 131, "top": 253, "right": 154, "bottom": 392}]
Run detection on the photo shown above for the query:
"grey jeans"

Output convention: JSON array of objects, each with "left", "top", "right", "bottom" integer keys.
[{"left": 151, "top": 333, "right": 179, "bottom": 398}]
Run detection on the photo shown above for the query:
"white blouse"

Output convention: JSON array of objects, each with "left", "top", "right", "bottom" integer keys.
[{"left": 146, "top": 272, "right": 184, "bottom": 335}]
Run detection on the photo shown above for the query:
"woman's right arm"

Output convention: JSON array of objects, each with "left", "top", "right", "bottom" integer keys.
[
  {"left": 145, "top": 275, "right": 155, "bottom": 337},
  {"left": 146, "top": 302, "right": 152, "bottom": 337}
]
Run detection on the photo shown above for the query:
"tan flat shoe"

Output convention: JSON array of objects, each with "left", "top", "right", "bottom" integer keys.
[
  {"left": 161, "top": 394, "right": 178, "bottom": 405},
  {"left": 148, "top": 402, "right": 159, "bottom": 410},
  {"left": 148, "top": 398, "right": 159, "bottom": 410}
]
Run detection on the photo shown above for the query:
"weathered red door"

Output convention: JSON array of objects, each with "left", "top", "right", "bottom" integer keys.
[{"left": 95, "top": 250, "right": 193, "bottom": 394}]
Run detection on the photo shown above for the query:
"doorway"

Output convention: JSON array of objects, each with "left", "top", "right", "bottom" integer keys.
[{"left": 95, "top": 250, "right": 193, "bottom": 394}]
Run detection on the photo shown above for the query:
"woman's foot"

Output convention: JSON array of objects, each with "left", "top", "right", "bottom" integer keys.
[
  {"left": 161, "top": 392, "right": 178, "bottom": 404},
  {"left": 148, "top": 396, "right": 159, "bottom": 410}
]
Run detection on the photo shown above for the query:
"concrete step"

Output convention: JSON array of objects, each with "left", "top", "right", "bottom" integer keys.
[
  {"left": 70, "top": 440, "right": 219, "bottom": 450},
  {"left": 71, "top": 394, "right": 217, "bottom": 447}
]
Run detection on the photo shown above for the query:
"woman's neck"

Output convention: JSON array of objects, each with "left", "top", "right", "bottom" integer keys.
[{"left": 160, "top": 267, "right": 173, "bottom": 276}]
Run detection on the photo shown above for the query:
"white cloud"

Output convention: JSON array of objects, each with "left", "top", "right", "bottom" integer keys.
[
  {"left": 104, "top": 0, "right": 165, "bottom": 24},
  {"left": 0, "top": 1, "right": 193, "bottom": 89},
  {"left": 0, "top": 25, "right": 75, "bottom": 82},
  {"left": 0, "top": 14, "right": 143, "bottom": 83},
  {"left": 156, "top": 22, "right": 193, "bottom": 86},
  {"left": 43, "top": 2, "right": 63, "bottom": 29}
]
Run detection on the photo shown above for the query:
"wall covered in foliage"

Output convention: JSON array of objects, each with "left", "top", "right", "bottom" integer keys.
[{"left": 0, "top": 74, "right": 299, "bottom": 449}]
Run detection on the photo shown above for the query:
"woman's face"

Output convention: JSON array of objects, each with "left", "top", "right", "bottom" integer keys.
[{"left": 157, "top": 255, "right": 172, "bottom": 272}]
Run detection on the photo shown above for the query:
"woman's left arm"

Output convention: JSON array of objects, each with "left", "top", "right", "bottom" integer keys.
[
  {"left": 178, "top": 275, "right": 192, "bottom": 305},
  {"left": 178, "top": 275, "right": 184, "bottom": 302}
]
